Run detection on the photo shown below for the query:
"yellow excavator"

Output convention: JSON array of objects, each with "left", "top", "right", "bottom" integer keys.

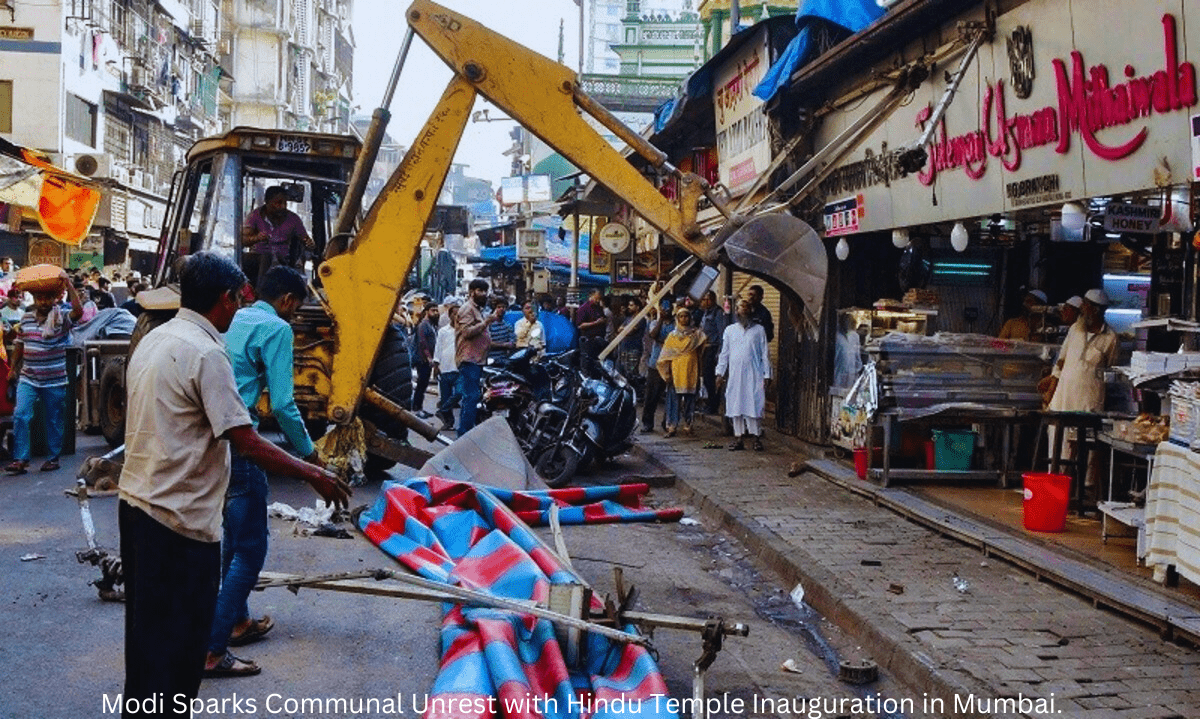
[{"left": 89, "top": 0, "right": 828, "bottom": 473}]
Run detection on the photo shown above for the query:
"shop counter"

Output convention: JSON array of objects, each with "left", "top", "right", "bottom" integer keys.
[
  {"left": 873, "top": 404, "right": 1031, "bottom": 487},
  {"left": 1145, "top": 442, "right": 1200, "bottom": 585}
]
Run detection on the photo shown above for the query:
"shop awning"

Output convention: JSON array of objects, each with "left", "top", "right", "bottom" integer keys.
[{"left": 0, "top": 137, "right": 102, "bottom": 246}]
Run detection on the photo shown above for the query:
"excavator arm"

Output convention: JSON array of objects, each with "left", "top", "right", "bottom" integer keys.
[
  {"left": 406, "top": 0, "right": 827, "bottom": 324},
  {"left": 321, "top": 0, "right": 828, "bottom": 425}
]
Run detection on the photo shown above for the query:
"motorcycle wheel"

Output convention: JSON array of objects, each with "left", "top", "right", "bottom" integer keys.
[{"left": 535, "top": 443, "right": 581, "bottom": 488}]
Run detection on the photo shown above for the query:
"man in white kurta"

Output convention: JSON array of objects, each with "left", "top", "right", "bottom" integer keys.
[
  {"left": 1044, "top": 289, "right": 1118, "bottom": 487},
  {"left": 717, "top": 299, "right": 772, "bottom": 451}
]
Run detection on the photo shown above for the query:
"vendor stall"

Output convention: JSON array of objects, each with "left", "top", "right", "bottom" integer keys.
[{"left": 862, "top": 332, "right": 1053, "bottom": 486}]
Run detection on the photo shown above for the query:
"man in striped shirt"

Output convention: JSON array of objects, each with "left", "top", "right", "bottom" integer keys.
[{"left": 5, "top": 269, "right": 83, "bottom": 474}]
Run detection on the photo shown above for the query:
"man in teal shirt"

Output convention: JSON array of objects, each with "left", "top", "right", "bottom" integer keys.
[{"left": 206, "top": 266, "right": 317, "bottom": 677}]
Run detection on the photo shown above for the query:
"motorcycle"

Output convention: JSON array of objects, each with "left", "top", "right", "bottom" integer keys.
[
  {"left": 576, "top": 358, "right": 638, "bottom": 470},
  {"left": 532, "top": 367, "right": 596, "bottom": 487}
]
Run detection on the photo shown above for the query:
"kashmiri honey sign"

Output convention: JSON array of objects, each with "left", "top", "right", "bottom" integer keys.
[{"left": 714, "top": 28, "right": 772, "bottom": 198}]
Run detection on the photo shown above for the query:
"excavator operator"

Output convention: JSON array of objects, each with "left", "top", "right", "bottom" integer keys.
[{"left": 241, "top": 186, "right": 314, "bottom": 289}]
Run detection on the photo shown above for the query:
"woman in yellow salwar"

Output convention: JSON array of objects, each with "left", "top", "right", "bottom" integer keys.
[{"left": 656, "top": 305, "right": 706, "bottom": 437}]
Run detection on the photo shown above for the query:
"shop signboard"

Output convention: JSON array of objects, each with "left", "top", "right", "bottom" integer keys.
[
  {"left": 823, "top": 196, "right": 862, "bottom": 237},
  {"left": 27, "top": 238, "right": 63, "bottom": 267},
  {"left": 810, "top": 0, "right": 1198, "bottom": 231},
  {"left": 515, "top": 227, "right": 546, "bottom": 260},
  {"left": 1103, "top": 203, "right": 1160, "bottom": 234},
  {"left": 713, "top": 28, "right": 771, "bottom": 198}
]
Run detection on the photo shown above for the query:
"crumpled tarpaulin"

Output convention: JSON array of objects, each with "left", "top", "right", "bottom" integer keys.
[
  {"left": 359, "top": 476, "right": 682, "bottom": 718},
  {"left": 753, "top": 0, "right": 886, "bottom": 102},
  {"left": 0, "top": 137, "right": 102, "bottom": 245}
]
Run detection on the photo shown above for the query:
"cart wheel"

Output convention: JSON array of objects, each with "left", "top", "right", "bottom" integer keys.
[{"left": 832, "top": 446, "right": 847, "bottom": 459}]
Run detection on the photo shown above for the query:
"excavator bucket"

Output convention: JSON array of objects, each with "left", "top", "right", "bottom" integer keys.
[{"left": 721, "top": 214, "right": 827, "bottom": 339}]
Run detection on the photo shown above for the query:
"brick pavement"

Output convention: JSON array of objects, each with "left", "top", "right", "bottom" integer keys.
[{"left": 633, "top": 422, "right": 1200, "bottom": 719}]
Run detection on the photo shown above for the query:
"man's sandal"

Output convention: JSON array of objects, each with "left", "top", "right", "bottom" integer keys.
[
  {"left": 204, "top": 652, "right": 261, "bottom": 678},
  {"left": 228, "top": 615, "right": 274, "bottom": 647},
  {"left": 39, "top": 458, "right": 60, "bottom": 472},
  {"left": 4, "top": 460, "right": 28, "bottom": 475}
]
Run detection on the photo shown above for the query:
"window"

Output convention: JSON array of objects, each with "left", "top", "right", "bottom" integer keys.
[
  {"left": 0, "top": 81, "right": 11, "bottom": 133},
  {"left": 65, "top": 94, "right": 97, "bottom": 146}
]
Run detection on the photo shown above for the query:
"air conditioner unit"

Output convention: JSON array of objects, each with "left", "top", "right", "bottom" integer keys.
[{"left": 69, "top": 153, "right": 113, "bottom": 179}]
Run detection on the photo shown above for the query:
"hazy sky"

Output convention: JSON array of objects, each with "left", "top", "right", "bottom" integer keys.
[{"left": 351, "top": 0, "right": 586, "bottom": 186}]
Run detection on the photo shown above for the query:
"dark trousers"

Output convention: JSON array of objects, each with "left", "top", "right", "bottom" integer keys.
[
  {"left": 120, "top": 501, "right": 220, "bottom": 718},
  {"left": 701, "top": 345, "right": 720, "bottom": 414},
  {"left": 641, "top": 367, "right": 666, "bottom": 429},
  {"left": 413, "top": 361, "right": 433, "bottom": 412}
]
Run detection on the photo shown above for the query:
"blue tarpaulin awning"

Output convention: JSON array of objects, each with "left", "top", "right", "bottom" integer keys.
[{"left": 753, "top": 0, "right": 887, "bottom": 102}]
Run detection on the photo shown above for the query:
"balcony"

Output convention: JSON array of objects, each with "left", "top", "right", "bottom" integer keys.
[{"left": 579, "top": 74, "right": 680, "bottom": 113}]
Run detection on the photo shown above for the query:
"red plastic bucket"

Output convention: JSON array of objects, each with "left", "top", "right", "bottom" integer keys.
[
  {"left": 854, "top": 448, "right": 869, "bottom": 480},
  {"left": 1022, "top": 472, "right": 1071, "bottom": 532}
]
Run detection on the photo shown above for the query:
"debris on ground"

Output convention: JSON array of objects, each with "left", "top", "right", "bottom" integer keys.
[
  {"left": 787, "top": 462, "right": 804, "bottom": 477},
  {"left": 679, "top": 517, "right": 701, "bottom": 526},
  {"left": 838, "top": 659, "right": 879, "bottom": 684},
  {"left": 952, "top": 574, "right": 970, "bottom": 593},
  {"left": 269, "top": 501, "right": 352, "bottom": 535},
  {"left": 887, "top": 583, "right": 905, "bottom": 595},
  {"left": 780, "top": 658, "right": 803, "bottom": 674},
  {"left": 20, "top": 553, "right": 45, "bottom": 562},
  {"left": 789, "top": 583, "right": 805, "bottom": 607}
]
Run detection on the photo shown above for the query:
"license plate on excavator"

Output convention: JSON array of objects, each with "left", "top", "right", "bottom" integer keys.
[{"left": 277, "top": 136, "right": 313, "bottom": 153}]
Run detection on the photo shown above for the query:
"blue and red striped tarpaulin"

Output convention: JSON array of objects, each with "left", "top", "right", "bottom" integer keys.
[{"left": 359, "top": 477, "right": 682, "bottom": 718}]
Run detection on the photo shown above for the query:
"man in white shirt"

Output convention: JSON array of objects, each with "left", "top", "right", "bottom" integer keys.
[
  {"left": 514, "top": 301, "right": 546, "bottom": 354},
  {"left": 433, "top": 296, "right": 462, "bottom": 429}
]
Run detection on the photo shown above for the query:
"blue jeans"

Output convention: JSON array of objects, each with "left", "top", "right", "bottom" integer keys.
[
  {"left": 456, "top": 362, "right": 482, "bottom": 434},
  {"left": 13, "top": 380, "right": 66, "bottom": 461},
  {"left": 437, "top": 370, "right": 460, "bottom": 415},
  {"left": 664, "top": 387, "right": 695, "bottom": 430},
  {"left": 208, "top": 456, "right": 269, "bottom": 655}
]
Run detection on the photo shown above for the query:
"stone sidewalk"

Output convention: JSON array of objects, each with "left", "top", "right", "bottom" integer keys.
[{"left": 633, "top": 421, "right": 1200, "bottom": 719}]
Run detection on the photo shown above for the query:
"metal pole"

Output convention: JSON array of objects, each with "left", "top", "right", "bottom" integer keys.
[
  {"left": 577, "top": 0, "right": 584, "bottom": 73},
  {"left": 329, "top": 26, "right": 415, "bottom": 250},
  {"left": 570, "top": 179, "right": 580, "bottom": 290}
]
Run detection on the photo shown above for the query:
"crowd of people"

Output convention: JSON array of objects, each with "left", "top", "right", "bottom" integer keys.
[{"left": 401, "top": 279, "right": 778, "bottom": 452}]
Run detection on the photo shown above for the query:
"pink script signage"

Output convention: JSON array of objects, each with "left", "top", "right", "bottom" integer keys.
[{"left": 916, "top": 14, "right": 1196, "bottom": 186}]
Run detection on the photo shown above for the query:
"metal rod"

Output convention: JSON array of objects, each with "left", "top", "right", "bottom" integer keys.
[
  {"left": 363, "top": 386, "right": 447, "bottom": 443},
  {"left": 572, "top": 87, "right": 669, "bottom": 170},
  {"left": 598, "top": 256, "right": 699, "bottom": 361},
  {"left": 261, "top": 568, "right": 648, "bottom": 646},
  {"left": 755, "top": 85, "right": 907, "bottom": 212},
  {"left": 329, "top": 27, "right": 416, "bottom": 250},
  {"left": 913, "top": 29, "right": 985, "bottom": 149}
]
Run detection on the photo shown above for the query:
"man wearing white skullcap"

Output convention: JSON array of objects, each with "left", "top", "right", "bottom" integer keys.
[
  {"left": 1039, "top": 288, "right": 1118, "bottom": 488},
  {"left": 999, "top": 288, "right": 1050, "bottom": 341}
]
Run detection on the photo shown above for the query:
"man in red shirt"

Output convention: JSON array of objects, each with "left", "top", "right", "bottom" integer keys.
[{"left": 574, "top": 288, "right": 607, "bottom": 362}]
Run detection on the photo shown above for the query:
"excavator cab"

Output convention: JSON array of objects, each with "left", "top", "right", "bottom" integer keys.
[{"left": 154, "top": 128, "right": 361, "bottom": 287}]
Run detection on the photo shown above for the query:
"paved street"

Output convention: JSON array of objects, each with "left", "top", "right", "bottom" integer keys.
[
  {"left": 635, "top": 418, "right": 1200, "bottom": 718},
  {"left": 0, "top": 431, "right": 911, "bottom": 719}
]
